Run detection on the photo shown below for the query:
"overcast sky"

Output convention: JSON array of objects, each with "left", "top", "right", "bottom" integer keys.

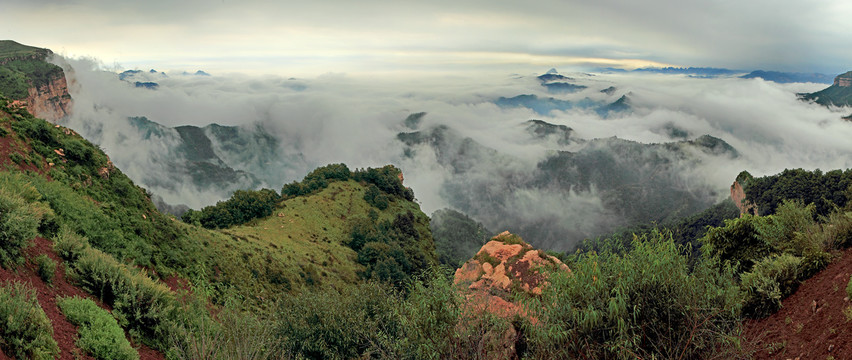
[{"left": 4, "top": 0, "right": 851, "bottom": 76}]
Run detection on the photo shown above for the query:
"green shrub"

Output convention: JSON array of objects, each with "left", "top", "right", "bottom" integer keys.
[
  {"left": 55, "top": 225, "right": 209, "bottom": 353},
  {"left": 169, "top": 306, "right": 282, "bottom": 360},
  {"left": 62, "top": 139, "right": 94, "bottom": 164},
  {"left": 277, "top": 281, "right": 400, "bottom": 359},
  {"left": 68, "top": 247, "right": 176, "bottom": 347},
  {"left": 529, "top": 231, "right": 743, "bottom": 359},
  {"left": 819, "top": 211, "right": 852, "bottom": 249},
  {"left": 192, "top": 188, "right": 280, "bottom": 229},
  {"left": 430, "top": 208, "right": 492, "bottom": 267},
  {"left": 847, "top": 275, "right": 852, "bottom": 299},
  {"left": 799, "top": 250, "right": 832, "bottom": 280},
  {"left": 63, "top": 239, "right": 209, "bottom": 351},
  {"left": 0, "top": 281, "right": 60, "bottom": 360},
  {"left": 0, "top": 188, "right": 41, "bottom": 267},
  {"left": 276, "top": 269, "right": 507, "bottom": 360},
  {"left": 349, "top": 211, "right": 435, "bottom": 288},
  {"left": 33, "top": 254, "right": 56, "bottom": 284},
  {"left": 386, "top": 269, "right": 512, "bottom": 359},
  {"left": 756, "top": 200, "right": 816, "bottom": 254},
  {"left": 701, "top": 215, "right": 769, "bottom": 272},
  {"left": 57, "top": 296, "right": 139, "bottom": 360},
  {"left": 9, "top": 152, "right": 24, "bottom": 165},
  {"left": 364, "top": 184, "right": 390, "bottom": 210},
  {"left": 53, "top": 226, "right": 91, "bottom": 261},
  {"left": 740, "top": 254, "right": 802, "bottom": 319}
]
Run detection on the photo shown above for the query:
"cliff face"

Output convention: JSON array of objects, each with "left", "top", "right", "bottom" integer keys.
[
  {"left": 0, "top": 41, "right": 72, "bottom": 122},
  {"left": 833, "top": 71, "right": 852, "bottom": 87},
  {"left": 10, "top": 74, "right": 72, "bottom": 122},
  {"left": 730, "top": 180, "right": 758, "bottom": 216}
]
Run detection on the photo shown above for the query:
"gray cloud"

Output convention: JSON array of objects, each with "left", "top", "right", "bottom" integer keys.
[{"left": 7, "top": 0, "right": 852, "bottom": 74}]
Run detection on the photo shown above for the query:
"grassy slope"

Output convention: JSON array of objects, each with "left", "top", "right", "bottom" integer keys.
[
  {"left": 185, "top": 179, "right": 434, "bottom": 303},
  {"left": 0, "top": 97, "right": 434, "bottom": 305},
  {"left": 0, "top": 40, "right": 48, "bottom": 60},
  {"left": 0, "top": 92, "right": 437, "bottom": 355}
]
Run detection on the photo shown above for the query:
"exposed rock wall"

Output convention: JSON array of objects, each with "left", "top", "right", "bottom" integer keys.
[
  {"left": 833, "top": 72, "right": 852, "bottom": 87},
  {"left": 730, "top": 180, "right": 758, "bottom": 216},
  {"left": 9, "top": 73, "right": 72, "bottom": 123}
]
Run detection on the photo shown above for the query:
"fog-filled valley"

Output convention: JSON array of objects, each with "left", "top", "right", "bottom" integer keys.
[{"left": 55, "top": 57, "right": 852, "bottom": 250}]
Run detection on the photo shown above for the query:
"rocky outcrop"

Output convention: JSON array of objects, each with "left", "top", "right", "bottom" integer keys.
[
  {"left": 455, "top": 232, "right": 569, "bottom": 297},
  {"left": 9, "top": 74, "right": 72, "bottom": 123},
  {"left": 833, "top": 71, "right": 852, "bottom": 87},
  {"left": 731, "top": 180, "right": 758, "bottom": 216},
  {"left": 455, "top": 231, "right": 569, "bottom": 314},
  {"left": 453, "top": 231, "right": 569, "bottom": 359}
]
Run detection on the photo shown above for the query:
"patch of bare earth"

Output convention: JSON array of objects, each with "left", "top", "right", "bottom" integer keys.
[
  {"left": 0, "top": 237, "right": 164, "bottom": 360},
  {"left": 744, "top": 247, "right": 852, "bottom": 359}
]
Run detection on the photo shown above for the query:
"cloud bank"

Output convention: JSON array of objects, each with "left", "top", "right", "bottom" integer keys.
[{"left": 57, "top": 56, "right": 852, "bottom": 249}]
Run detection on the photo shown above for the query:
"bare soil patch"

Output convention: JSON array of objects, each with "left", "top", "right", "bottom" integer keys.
[{"left": 744, "top": 247, "right": 852, "bottom": 359}]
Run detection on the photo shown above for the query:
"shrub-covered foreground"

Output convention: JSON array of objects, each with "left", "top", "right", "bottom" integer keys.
[
  {"left": 0, "top": 172, "right": 53, "bottom": 268},
  {"left": 54, "top": 227, "right": 209, "bottom": 352},
  {"left": 527, "top": 231, "right": 742, "bottom": 359},
  {"left": 277, "top": 269, "right": 512, "bottom": 360},
  {"left": 702, "top": 200, "right": 852, "bottom": 318},
  {"left": 0, "top": 281, "right": 60, "bottom": 360},
  {"left": 58, "top": 296, "right": 139, "bottom": 360}
]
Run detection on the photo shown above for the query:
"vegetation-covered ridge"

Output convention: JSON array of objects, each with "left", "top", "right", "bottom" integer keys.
[
  {"left": 799, "top": 70, "right": 852, "bottom": 107},
  {"left": 0, "top": 41, "right": 64, "bottom": 99},
  {"left": 0, "top": 40, "right": 52, "bottom": 62}
]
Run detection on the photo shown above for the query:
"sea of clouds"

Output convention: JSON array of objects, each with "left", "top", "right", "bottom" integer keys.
[{"left": 54, "top": 56, "right": 852, "bottom": 249}]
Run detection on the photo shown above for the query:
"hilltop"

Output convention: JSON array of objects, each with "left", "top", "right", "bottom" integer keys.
[
  {"left": 0, "top": 40, "right": 70, "bottom": 121},
  {"left": 799, "top": 71, "right": 852, "bottom": 107}
]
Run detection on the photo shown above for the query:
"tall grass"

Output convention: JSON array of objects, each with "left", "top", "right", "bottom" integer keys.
[
  {"left": 0, "top": 281, "right": 59, "bottom": 360},
  {"left": 527, "top": 231, "right": 743, "bottom": 359}
]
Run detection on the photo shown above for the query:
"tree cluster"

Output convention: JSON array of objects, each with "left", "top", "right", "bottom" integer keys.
[
  {"left": 348, "top": 210, "right": 432, "bottom": 287},
  {"left": 282, "top": 163, "right": 414, "bottom": 202},
  {"left": 744, "top": 168, "right": 852, "bottom": 216},
  {"left": 181, "top": 189, "right": 280, "bottom": 229}
]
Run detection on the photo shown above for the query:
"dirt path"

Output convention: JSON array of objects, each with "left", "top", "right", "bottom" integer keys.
[{"left": 744, "top": 247, "right": 852, "bottom": 359}]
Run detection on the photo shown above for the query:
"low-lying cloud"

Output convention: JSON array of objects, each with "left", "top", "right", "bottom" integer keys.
[{"left": 55, "top": 56, "right": 852, "bottom": 249}]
